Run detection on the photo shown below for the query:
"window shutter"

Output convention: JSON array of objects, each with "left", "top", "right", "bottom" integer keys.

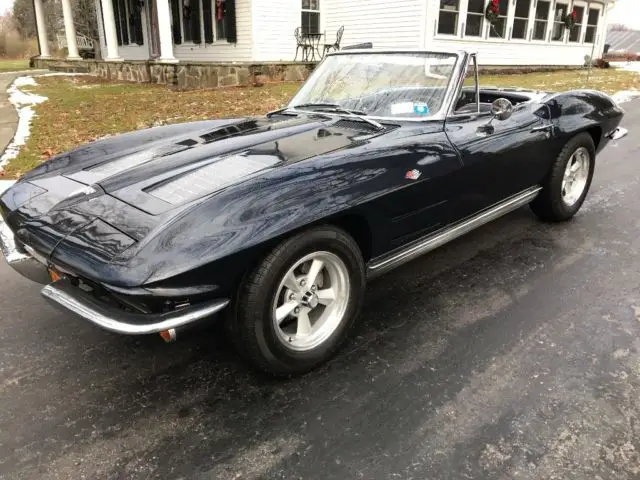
[
  {"left": 130, "top": 0, "right": 144, "bottom": 45},
  {"left": 170, "top": 0, "right": 182, "bottom": 44},
  {"left": 202, "top": 0, "right": 214, "bottom": 43},
  {"left": 112, "top": 0, "right": 123, "bottom": 45},
  {"left": 191, "top": 0, "right": 202, "bottom": 43},
  {"left": 118, "top": 0, "right": 129, "bottom": 44},
  {"left": 224, "top": 0, "right": 237, "bottom": 43}
]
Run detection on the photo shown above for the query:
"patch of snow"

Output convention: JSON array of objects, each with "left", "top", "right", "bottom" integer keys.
[
  {"left": 38, "top": 72, "right": 90, "bottom": 78},
  {"left": 612, "top": 90, "right": 640, "bottom": 104},
  {"left": 12, "top": 76, "right": 37, "bottom": 87},
  {"left": 0, "top": 180, "right": 16, "bottom": 194},
  {"left": 0, "top": 76, "right": 49, "bottom": 172},
  {"left": 610, "top": 61, "right": 640, "bottom": 104},
  {"left": 611, "top": 61, "right": 640, "bottom": 73}
]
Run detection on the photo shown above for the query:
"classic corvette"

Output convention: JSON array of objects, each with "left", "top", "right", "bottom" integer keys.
[{"left": 0, "top": 48, "right": 628, "bottom": 376}]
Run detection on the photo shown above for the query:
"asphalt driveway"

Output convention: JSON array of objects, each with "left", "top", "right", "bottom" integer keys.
[{"left": 1, "top": 101, "right": 640, "bottom": 480}]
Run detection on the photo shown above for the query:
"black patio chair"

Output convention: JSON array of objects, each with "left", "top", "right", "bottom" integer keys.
[
  {"left": 322, "top": 26, "right": 344, "bottom": 56},
  {"left": 294, "top": 27, "right": 310, "bottom": 61}
]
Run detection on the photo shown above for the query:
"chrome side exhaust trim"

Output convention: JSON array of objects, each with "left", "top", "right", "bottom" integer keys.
[{"left": 367, "top": 187, "right": 542, "bottom": 278}]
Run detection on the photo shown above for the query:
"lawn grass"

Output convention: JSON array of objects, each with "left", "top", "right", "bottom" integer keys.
[
  {"left": 3, "top": 66, "right": 639, "bottom": 179},
  {"left": 477, "top": 67, "right": 640, "bottom": 93},
  {"left": 0, "top": 58, "right": 30, "bottom": 73},
  {"left": 4, "top": 76, "right": 300, "bottom": 178}
]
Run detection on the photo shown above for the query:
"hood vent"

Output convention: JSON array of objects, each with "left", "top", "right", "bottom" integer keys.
[
  {"left": 333, "top": 119, "right": 380, "bottom": 132},
  {"left": 146, "top": 152, "right": 280, "bottom": 205}
]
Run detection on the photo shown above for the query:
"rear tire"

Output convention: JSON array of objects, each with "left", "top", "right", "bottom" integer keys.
[
  {"left": 530, "top": 132, "right": 595, "bottom": 222},
  {"left": 227, "top": 226, "right": 366, "bottom": 377}
]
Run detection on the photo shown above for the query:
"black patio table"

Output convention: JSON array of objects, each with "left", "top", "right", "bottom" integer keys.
[{"left": 301, "top": 32, "right": 324, "bottom": 61}]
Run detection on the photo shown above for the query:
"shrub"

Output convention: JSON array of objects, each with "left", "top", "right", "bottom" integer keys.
[{"left": 0, "top": 30, "right": 39, "bottom": 58}]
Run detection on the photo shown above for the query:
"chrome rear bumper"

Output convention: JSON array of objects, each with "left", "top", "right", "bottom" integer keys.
[{"left": 2, "top": 216, "right": 229, "bottom": 335}]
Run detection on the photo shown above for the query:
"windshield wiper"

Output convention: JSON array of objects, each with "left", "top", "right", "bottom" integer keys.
[{"left": 268, "top": 103, "right": 385, "bottom": 131}]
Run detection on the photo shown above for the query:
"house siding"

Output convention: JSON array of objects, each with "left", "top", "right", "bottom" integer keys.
[
  {"left": 425, "top": 0, "right": 611, "bottom": 66},
  {"left": 174, "top": 0, "right": 253, "bottom": 62},
  {"left": 323, "top": 0, "right": 425, "bottom": 50},
  {"left": 252, "top": 0, "right": 299, "bottom": 61}
]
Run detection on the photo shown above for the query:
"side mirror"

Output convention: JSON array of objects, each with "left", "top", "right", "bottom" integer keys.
[{"left": 491, "top": 98, "right": 513, "bottom": 121}]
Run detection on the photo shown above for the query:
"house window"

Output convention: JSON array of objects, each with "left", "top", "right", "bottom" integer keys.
[
  {"left": 301, "top": 0, "right": 320, "bottom": 34},
  {"left": 438, "top": 0, "right": 459, "bottom": 36},
  {"left": 488, "top": 0, "right": 509, "bottom": 38},
  {"left": 465, "top": 0, "right": 484, "bottom": 37},
  {"left": 170, "top": 0, "right": 234, "bottom": 44},
  {"left": 551, "top": 3, "right": 568, "bottom": 41},
  {"left": 533, "top": 0, "right": 550, "bottom": 40},
  {"left": 182, "top": 0, "right": 201, "bottom": 43},
  {"left": 569, "top": 6, "right": 585, "bottom": 42},
  {"left": 112, "top": 0, "right": 144, "bottom": 46},
  {"left": 512, "top": 0, "right": 531, "bottom": 39},
  {"left": 584, "top": 7, "right": 599, "bottom": 43}
]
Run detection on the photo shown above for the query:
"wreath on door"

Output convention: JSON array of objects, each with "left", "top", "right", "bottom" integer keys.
[
  {"left": 485, "top": 0, "right": 500, "bottom": 23},
  {"left": 562, "top": 8, "right": 578, "bottom": 29}
]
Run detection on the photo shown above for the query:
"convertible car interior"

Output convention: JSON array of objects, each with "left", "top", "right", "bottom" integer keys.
[{"left": 454, "top": 87, "right": 537, "bottom": 114}]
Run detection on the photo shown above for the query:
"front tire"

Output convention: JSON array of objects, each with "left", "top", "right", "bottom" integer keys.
[
  {"left": 228, "top": 226, "right": 366, "bottom": 376},
  {"left": 530, "top": 132, "right": 596, "bottom": 222}
]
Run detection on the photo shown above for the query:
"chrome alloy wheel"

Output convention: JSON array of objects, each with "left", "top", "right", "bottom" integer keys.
[
  {"left": 272, "top": 251, "right": 350, "bottom": 352},
  {"left": 562, "top": 147, "right": 590, "bottom": 207}
]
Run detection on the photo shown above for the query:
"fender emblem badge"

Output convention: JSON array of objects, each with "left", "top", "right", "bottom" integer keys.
[{"left": 405, "top": 169, "right": 421, "bottom": 181}]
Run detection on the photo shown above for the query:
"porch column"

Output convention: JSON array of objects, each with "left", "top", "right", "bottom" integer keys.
[
  {"left": 60, "top": 0, "right": 81, "bottom": 59},
  {"left": 156, "top": 0, "right": 178, "bottom": 62},
  {"left": 33, "top": 0, "right": 51, "bottom": 58},
  {"left": 100, "top": 0, "right": 122, "bottom": 60}
]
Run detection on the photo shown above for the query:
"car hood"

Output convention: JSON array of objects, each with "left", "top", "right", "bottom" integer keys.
[{"left": 1, "top": 113, "right": 389, "bottom": 285}]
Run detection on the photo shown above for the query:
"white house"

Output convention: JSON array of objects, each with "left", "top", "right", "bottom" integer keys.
[{"left": 34, "top": 0, "right": 615, "bottom": 67}]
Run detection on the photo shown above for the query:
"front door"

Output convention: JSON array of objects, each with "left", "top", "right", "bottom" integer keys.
[
  {"left": 444, "top": 56, "right": 551, "bottom": 223},
  {"left": 147, "top": 0, "right": 161, "bottom": 58}
]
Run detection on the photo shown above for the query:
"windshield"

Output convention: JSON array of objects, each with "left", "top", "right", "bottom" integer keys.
[{"left": 288, "top": 52, "right": 459, "bottom": 119}]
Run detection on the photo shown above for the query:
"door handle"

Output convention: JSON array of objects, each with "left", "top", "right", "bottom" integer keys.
[{"left": 531, "top": 124, "right": 555, "bottom": 133}]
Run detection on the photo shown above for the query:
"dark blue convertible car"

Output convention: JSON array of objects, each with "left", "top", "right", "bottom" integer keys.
[{"left": 0, "top": 48, "right": 628, "bottom": 375}]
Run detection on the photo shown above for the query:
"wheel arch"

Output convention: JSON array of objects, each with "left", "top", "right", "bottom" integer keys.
[{"left": 584, "top": 125, "right": 602, "bottom": 151}]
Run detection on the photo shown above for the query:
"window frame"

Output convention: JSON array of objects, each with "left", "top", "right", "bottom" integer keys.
[
  {"left": 568, "top": 4, "right": 586, "bottom": 43},
  {"left": 301, "top": 0, "right": 321, "bottom": 35},
  {"left": 111, "top": 0, "right": 134, "bottom": 47},
  {"left": 530, "top": 0, "right": 551, "bottom": 42},
  {"left": 550, "top": 1, "right": 569, "bottom": 43},
  {"left": 437, "top": 0, "right": 461, "bottom": 37},
  {"left": 584, "top": 6, "right": 601, "bottom": 44},
  {"left": 511, "top": 0, "right": 532, "bottom": 41},
  {"left": 488, "top": 0, "right": 510, "bottom": 39},
  {"left": 463, "top": 0, "right": 485, "bottom": 38},
  {"left": 173, "top": 0, "right": 227, "bottom": 45}
]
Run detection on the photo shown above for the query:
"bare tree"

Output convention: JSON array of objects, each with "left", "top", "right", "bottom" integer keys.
[
  {"left": 71, "top": 0, "right": 99, "bottom": 40},
  {"left": 11, "top": 0, "right": 60, "bottom": 39},
  {"left": 609, "top": 23, "right": 630, "bottom": 32},
  {"left": 11, "top": 0, "right": 97, "bottom": 40}
]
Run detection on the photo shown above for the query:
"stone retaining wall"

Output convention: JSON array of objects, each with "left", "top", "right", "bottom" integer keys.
[{"left": 32, "top": 58, "right": 316, "bottom": 89}]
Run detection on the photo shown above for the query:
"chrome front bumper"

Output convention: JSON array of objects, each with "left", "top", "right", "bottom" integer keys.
[
  {"left": 0, "top": 217, "right": 51, "bottom": 284},
  {"left": 41, "top": 279, "right": 229, "bottom": 335},
  {"left": 1, "top": 216, "right": 229, "bottom": 335}
]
